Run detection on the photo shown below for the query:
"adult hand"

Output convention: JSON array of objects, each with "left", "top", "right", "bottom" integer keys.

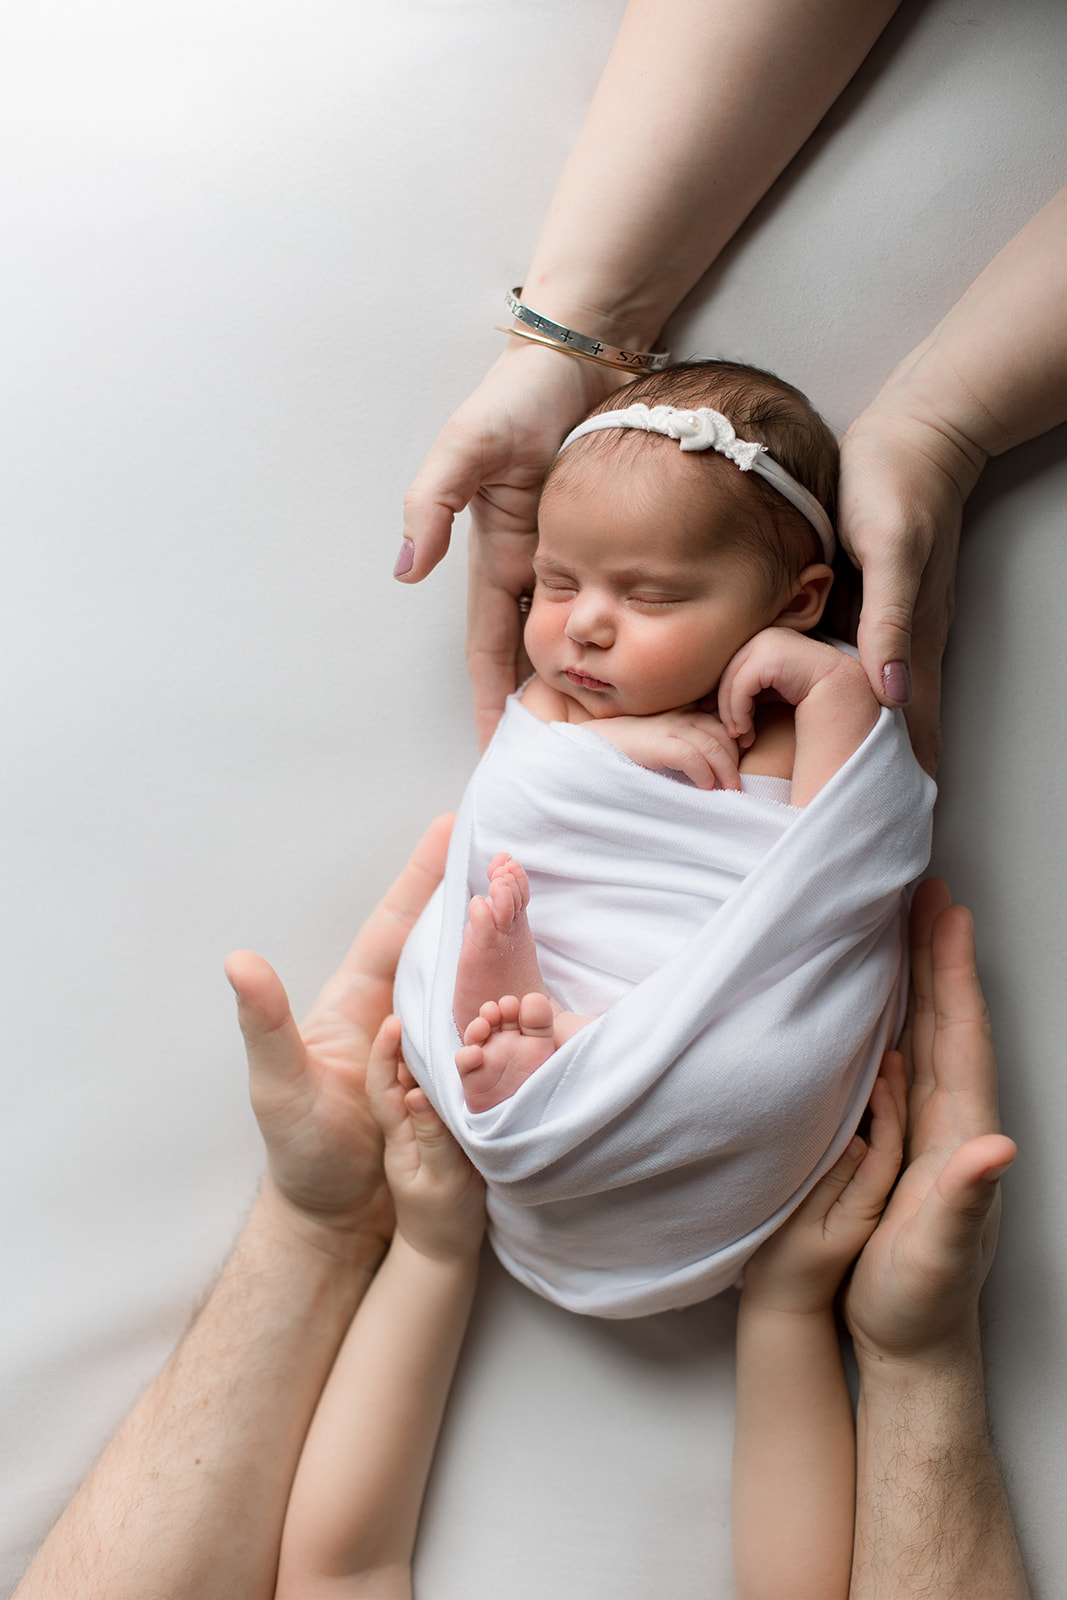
[
  {"left": 224, "top": 814, "right": 453, "bottom": 1260},
  {"left": 837, "top": 398, "right": 986, "bottom": 777},
  {"left": 396, "top": 341, "right": 626, "bottom": 749},
  {"left": 844, "top": 878, "right": 1017, "bottom": 1363}
]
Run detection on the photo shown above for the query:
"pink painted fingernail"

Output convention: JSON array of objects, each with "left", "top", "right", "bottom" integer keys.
[
  {"left": 393, "top": 538, "right": 415, "bottom": 577},
  {"left": 882, "top": 661, "right": 911, "bottom": 704}
]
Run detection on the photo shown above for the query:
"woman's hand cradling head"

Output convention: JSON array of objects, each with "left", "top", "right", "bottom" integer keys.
[{"left": 397, "top": 340, "right": 628, "bottom": 749}]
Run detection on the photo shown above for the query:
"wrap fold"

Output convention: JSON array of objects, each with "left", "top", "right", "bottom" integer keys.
[{"left": 396, "top": 696, "right": 935, "bottom": 1317}]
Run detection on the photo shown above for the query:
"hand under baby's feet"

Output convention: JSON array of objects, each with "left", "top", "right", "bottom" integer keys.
[
  {"left": 452, "top": 854, "right": 548, "bottom": 1035},
  {"left": 455, "top": 993, "right": 557, "bottom": 1113}
]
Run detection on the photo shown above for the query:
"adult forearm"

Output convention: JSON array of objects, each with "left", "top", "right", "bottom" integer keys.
[
  {"left": 521, "top": 0, "right": 902, "bottom": 346},
  {"left": 852, "top": 1346, "right": 1029, "bottom": 1600},
  {"left": 14, "top": 1182, "right": 380, "bottom": 1600},
  {"left": 862, "top": 184, "right": 1067, "bottom": 465}
]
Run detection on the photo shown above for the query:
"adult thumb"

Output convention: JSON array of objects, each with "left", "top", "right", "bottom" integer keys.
[
  {"left": 225, "top": 949, "right": 306, "bottom": 1102},
  {"left": 397, "top": 426, "right": 488, "bottom": 584},
  {"left": 855, "top": 552, "right": 920, "bottom": 709},
  {"left": 927, "top": 1134, "right": 1017, "bottom": 1275}
]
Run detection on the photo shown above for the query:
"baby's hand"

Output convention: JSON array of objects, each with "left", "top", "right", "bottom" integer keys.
[
  {"left": 742, "top": 1057, "right": 905, "bottom": 1316},
  {"left": 586, "top": 708, "right": 741, "bottom": 791},
  {"left": 367, "top": 1016, "right": 486, "bottom": 1263},
  {"left": 718, "top": 629, "right": 866, "bottom": 749}
]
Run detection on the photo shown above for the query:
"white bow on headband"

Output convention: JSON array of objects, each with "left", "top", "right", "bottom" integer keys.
[{"left": 558, "top": 404, "right": 836, "bottom": 564}]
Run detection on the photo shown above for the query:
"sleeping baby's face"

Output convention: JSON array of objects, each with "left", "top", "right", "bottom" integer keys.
[{"left": 526, "top": 446, "right": 795, "bottom": 720}]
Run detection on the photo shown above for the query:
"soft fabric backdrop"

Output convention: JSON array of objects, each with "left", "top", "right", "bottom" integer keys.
[{"left": 1, "top": 2, "right": 1063, "bottom": 1593}]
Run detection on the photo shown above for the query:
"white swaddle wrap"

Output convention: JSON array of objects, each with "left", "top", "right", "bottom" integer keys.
[{"left": 396, "top": 694, "right": 935, "bottom": 1317}]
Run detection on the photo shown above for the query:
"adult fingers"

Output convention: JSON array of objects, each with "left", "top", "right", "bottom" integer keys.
[
  {"left": 467, "top": 565, "right": 529, "bottom": 752},
  {"left": 905, "top": 877, "right": 953, "bottom": 1104},
  {"left": 336, "top": 814, "right": 455, "bottom": 994},
  {"left": 927, "top": 899, "right": 1000, "bottom": 1133}
]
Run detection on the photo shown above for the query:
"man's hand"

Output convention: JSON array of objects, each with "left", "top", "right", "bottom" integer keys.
[
  {"left": 845, "top": 878, "right": 1017, "bottom": 1363},
  {"left": 225, "top": 814, "right": 453, "bottom": 1260}
]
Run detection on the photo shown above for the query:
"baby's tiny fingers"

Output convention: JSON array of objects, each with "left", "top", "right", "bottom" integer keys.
[
  {"left": 671, "top": 740, "right": 719, "bottom": 790},
  {"left": 703, "top": 738, "right": 742, "bottom": 792}
]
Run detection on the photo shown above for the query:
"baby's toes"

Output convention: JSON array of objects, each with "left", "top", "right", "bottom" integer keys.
[
  {"left": 464, "top": 1012, "right": 494, "bottom": 1046},
  {"left": 518, "top": 992, "right": 554, "bottom": 1036},
  {"left": 506, "top": 857, "right": 530, "bottom": 908},
  {"left": 455, "top": 1043, "right": 486, "bottom": 1079},
  {"left": 497, "top": 995, "right": 522, "bottom": 1029},
  {"left": 486, "top": 874, "right": 520, "bottom": 931}
]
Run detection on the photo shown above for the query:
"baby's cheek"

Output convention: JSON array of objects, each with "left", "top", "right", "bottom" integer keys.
[{"left": 522, "top": 605, "right": 554, "bottom": 674}]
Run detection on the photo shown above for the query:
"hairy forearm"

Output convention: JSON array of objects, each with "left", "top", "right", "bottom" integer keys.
[
  {"left": 522, "top": 0, "right": 902, "bottom": 346},
  {"left": 14, "top": 1182, "right": 380, "bottom": 1600},
  {"left": 733, "top": 1301, "right": 855, "bottom": 1600},
  {"left": 852, "top": 1347, "right": 1030, "bottom": 1600},
  {"left": 863, "top": 184, "right": 1067, "bottom": 467}
]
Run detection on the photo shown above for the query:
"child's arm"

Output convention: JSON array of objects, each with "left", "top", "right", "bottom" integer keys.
[
  {"left": 732, "top": 1060, "right": 905, "bottom": 1600},
  {"left": 275, "top": 1017, "right": 485, "bottom": 1600},
  {"left": 719, "top": 629, "right": 879, "bottom": 805}
]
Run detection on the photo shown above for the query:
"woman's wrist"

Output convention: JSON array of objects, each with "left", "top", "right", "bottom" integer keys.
[
  {"left": 853, "top": 336, "right": 995, "bottom": 495},
  {"left": 509, "top": 264, "right": 668, "bottom": 356},
  {"left": 491, "top": 331, "right": 634, "bottom": 413}
]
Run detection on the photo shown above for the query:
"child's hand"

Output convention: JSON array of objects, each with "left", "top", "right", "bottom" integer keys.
[
  {"left": 717, "top": 629, "right": 871, "bottom": 750},
  {"left": 367, "top": 1016, "right": 486, "bottom": 1263},
  {"left": 585, "top": 708, "right": 741, "bottom": 790},
  {"left": 742, "top": 1058, "right": 905, "bottom": 1316}
]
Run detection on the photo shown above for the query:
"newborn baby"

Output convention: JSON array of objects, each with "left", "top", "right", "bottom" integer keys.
[{"left": 395, "top": 359, "right": 933, "bottom": 1316}]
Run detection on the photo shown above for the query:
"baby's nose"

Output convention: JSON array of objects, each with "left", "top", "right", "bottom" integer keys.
[{"left": 565, "top": 594, "right": 614, "bottom": 648}]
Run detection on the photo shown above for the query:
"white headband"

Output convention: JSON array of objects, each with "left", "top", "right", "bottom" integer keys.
[{"left": 558, "top": 404, "right": 836, "bottom": 564}]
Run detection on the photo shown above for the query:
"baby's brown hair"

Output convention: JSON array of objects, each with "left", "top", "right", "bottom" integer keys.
[{"left": 545, "top": 359, "right": 840, "bottom": 600}]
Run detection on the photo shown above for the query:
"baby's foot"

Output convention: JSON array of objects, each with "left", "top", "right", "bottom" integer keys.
[
  {"left": 452, "top": 853, "right": 548, "bottom": 1035},
  {"left": 455, "top": 993, "right": 557, "bottom": 1112}
]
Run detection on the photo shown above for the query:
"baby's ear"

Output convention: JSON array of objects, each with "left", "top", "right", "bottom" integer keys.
[{"left": 773, "top": 564, "right": 834, "bottom": 633}]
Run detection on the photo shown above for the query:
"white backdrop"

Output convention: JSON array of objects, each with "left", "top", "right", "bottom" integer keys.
[{"left": 2, "top": 2, "right": 1064, "bottom": 1594}]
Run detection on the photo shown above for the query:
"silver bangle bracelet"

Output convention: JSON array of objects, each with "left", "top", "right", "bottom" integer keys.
[{"left": 503, "top": 288, "right": 670, "bottom": 373}]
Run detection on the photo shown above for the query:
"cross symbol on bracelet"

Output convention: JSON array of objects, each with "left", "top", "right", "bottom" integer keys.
[
  {"left": 559, "top": 328, "right": 573, "bottom": 343},
  {"left": 590, "top": 341, "right": 604, "bottom": 356}
]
